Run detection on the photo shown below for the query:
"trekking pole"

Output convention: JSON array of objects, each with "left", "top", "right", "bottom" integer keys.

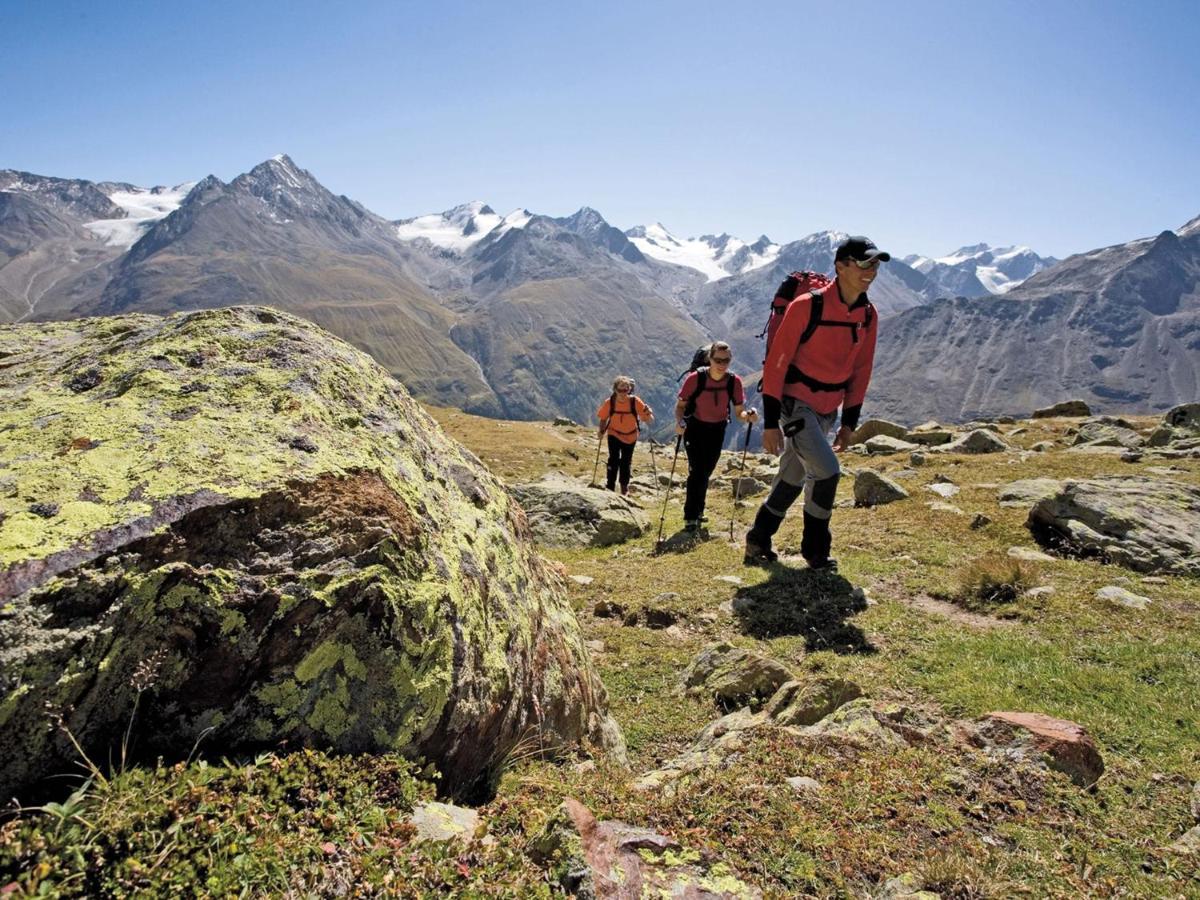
[
  {"left": 648, "top": 438, "right": 660, "bottom": 495},
  {"left": 729, "top": 420, "right": 754, "bottom": 540},
  {"left": 590, "top": 429, "right": 605, "bottom": 488},
  {"left": 654, "top": 434, "right": 684, "bottom": 552}
]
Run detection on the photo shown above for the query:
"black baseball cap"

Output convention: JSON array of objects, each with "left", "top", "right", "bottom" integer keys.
[{"left": 835, "top": 236, "right": 891, "bottom": 263}]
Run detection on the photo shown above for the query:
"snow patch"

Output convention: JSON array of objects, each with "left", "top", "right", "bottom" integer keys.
[
  {"left": 394, "top": 202, "right": 529, "bottom": 251},
  {"left": 627, "top": 222, "right": 779, "bottom": 281},
  {"left": 84, "top": 182, "right": 195, "bottom": 248}
]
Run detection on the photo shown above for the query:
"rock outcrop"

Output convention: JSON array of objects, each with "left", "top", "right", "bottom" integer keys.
[
  {"left": 510, "top": 474, "right": 649, "bottom": 547},
  {"left": 1026, "top": 477, "right": 1200, "bottom": 575},
  {"left": 0, "top": 307, "right": 623, "bottom": 800}
]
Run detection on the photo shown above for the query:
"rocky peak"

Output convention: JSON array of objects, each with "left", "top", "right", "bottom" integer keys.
[{"left": 0, "top": 169, "right": 127, "bottom": 223}]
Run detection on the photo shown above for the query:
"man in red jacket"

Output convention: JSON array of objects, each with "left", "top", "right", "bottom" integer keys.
[{"left": 745, "top": 235, "right": 889, "bottom": 570}]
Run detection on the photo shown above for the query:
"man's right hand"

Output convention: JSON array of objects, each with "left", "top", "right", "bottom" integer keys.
[{"left": 762, "top": 428, "right": 783, "bottom": 455}]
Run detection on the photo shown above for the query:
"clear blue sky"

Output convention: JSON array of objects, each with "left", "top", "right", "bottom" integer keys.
[{"left": 3, "top": 0, "right": 1197, "bottom": 258}]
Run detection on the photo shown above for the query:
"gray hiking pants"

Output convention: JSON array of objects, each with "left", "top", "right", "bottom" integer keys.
[{"left": 766, "top": 399, "right": 840, "bottom": 520}]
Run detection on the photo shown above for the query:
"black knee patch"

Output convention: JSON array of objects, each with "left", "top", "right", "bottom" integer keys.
[
  {"left": 764, "top": 480, "right": 803, "bottom": 516},
  {"left": 810, "top": 473, "right": 840, "bottom": 514}
]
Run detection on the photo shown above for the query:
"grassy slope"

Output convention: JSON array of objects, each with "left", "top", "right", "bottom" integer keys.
[{"left": 2, "top": 409, "right": 1197, "bottom": 897}]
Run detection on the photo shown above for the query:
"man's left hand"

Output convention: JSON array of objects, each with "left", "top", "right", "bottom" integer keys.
[{"left": 832, "top": 425, "right": 854, "bottom": 452}]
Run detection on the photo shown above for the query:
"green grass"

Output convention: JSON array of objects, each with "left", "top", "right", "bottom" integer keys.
[{"left": 3, "top": 410, "right": 1198, "bottom": 897}]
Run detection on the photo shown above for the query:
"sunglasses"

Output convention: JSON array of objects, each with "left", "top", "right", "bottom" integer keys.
[
  {"left": 849, "top": 257, "right": 881, "bottom": 270},
  {"left": 616, "top": 386, "right": 632, "bottom": 392},
  {"left": 710, "top": 356, "right": 732, "bottom": 364}
]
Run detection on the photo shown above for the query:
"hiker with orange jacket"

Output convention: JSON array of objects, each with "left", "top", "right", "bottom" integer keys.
[
  {"left": 744, "top": 236, "right": 886, "bottom": 570},
  {"left": 597, "top": 376, "right": 654, "bottom": 495}
]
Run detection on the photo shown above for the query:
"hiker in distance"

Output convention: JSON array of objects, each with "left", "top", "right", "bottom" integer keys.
[
  {"left": 596, "top": 375, "right": 654, "bottom": 495},
  {"left": 744, "top": 236, "right": 887, "bottom": 569},
  {"left": 674, "top": 341, "right": 757, "bottom": 532}
]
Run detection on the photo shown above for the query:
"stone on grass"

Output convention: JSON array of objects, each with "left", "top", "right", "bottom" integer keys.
[
  {"left": 966, "top": 712, "right": 1104, "bottom": 787},
  {"left": 762, "top": 678, "right": 863, "bottom": 727},
  {"left": 1168, "top": 825, "right": 1200, "bottom": 856},
  {"left": 1032, "top": 400, "right": 1091, "bottom": 418},
  {"left": 998, "top": 478, "right": 1063, "bottom": 507},
  {"left": 729, "top": 476, "right": 765, "bottom": 498},
  {"left": 852, "top": 419, "right": 909, "bottom": 443},
  {"left": 1164, "top": 402, "right": 1200, "bottom": 432},
  {"left": 410, "top": 802, "right": 483, "bottom": 845},
  {"left": 512, "top": 473, "right": 649, "bottom": 547},
  {"left": 530, "top": 798, "right": 762, "bottom": 899},
  {"left": 970, "top": 514, "right": 991, "bottom": 529},
  {"left": 0, "top": 307, "right": 624, "bottom": 801},
  {"left": 1095, "top": 585, "right": 1152, "bottom": 610},
  {"left": 1007, "top": 546, "right": 1055, "bottom": 563},
  {"left": 1071, "top": 422, "right": 1144, "bottom": 449},
  {"left": 1031, "top": 441, "right": 1055, "bottom": 452},
  {"left": 943, "top": 429, "right": 1010, "bottom": 454},
  {"left": 926, "top": 482, "right": 960, "bottom": 499},
  {"left": 681, "top": 642, "right": 794, "bottom": 710},
  {"left": 854, "top": 471, "right": 910, "bottom": 506},
  {"left": 786, "top": 776, "right": 821, "bottom": 797},
  {"left": 569, "top": 574, "right": 594, "bottom": 586},
  {"left": 876, "top": 872, "right": 941, "bottom": 900},
  {"left": 905, "top": 429, "right": 953, "bottom": 446},
  {"left": 864, "top": 435, "right": 920, "bottom": 455},
  {"left": 1027, "top": 477, "right": 1200, "bottom": 575},
  {"left": 909, "top": 451, "right": 926, "bottom": 466},
  {"left": 792, "top": 699, "right": 943, "bottom": 751}
]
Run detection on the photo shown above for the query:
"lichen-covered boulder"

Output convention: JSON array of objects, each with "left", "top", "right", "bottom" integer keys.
[
  {"left": 679, "top": 642, "right": 794, "bottom": 711},
  {"left": 0, "top": 307, "right": 624, "bottom": 801},
  {"left": 1026, "top": 477, "right": 1200, "bottom": 575},
  {"left": 1163, "top": 402, "right": 1200, "bottom": 432},
  {"left": 510, "top": 473, "right": 649, "bottom": 547}
]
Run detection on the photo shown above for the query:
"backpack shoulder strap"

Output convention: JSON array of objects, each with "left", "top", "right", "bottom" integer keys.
[
  {"left": 605, "top": 392, "right": 617, "bottom": 423},
  {"left": 628, "top": 394, "right": 641, "bottom": 433},
  {"left": 798, "top": 289, "right": 825, "bottom": 344}
]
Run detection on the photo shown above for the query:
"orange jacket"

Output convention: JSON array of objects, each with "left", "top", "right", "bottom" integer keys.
[{"left": 597, "top": 394, "right": 653, "bottom": 444}]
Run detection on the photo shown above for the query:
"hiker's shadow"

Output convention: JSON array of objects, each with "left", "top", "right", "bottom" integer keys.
[
  {"left": 654, "top": 529, "right": 710, "bottom": 554},
  {"left": 731, "top": 566, "right": 875, "bottom": 654}
]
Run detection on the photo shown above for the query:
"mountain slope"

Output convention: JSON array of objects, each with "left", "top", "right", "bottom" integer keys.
[
  {"left": 906, "top": 244, "right": 1058, "bottom": 298},
  {"left": 869, "top": 226, "right": 1200, "bottom": 422}
]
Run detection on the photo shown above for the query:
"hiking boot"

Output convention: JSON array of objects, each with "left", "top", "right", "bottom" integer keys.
[
  {"left": 805, "top": 556, "right": 838, "bottom": 572},
  {"left": 684, "top": 519, "right": 702, "bottom": 533},
  {"left": 744, "top": 538, "right": 778, "bottom": 566},
  {"left": 620, "top": 485, "right": 629, "bottom": 496}
]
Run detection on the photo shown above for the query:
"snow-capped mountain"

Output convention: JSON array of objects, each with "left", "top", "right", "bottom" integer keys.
[
  {"left": 625, "top": 223, "right": 781, "bottom": 282},
  {"left": 394, "top": 201, "right": 531, "bottom": 252},
  {"left": 904, "top": 243, "right": 1057, "bottom": 297}
]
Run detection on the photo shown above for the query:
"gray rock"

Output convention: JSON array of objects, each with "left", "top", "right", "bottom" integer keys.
[
  {"left": 970, "top": 513, "right": 992, "bottom": 529},
  {"left": 792, "top": 698, "right": 943, "bottom": 750},
  {"left": 1191, "top": 780, "right": 1200, "bottom": 822},
  {"left": 926, "top": 502, "right": 964, "bottom": 515},
  {"left": 998, "top": 478, "right": 1063, "bottom": 507},
  {"left": 905, "top": 429, "right": 954, "bottom": 445},
  {"left": 785, "top": 776, "right": 821, "bottom": 796},
  {"left": 1024, "top": 586, "right": 1056, "bottom": 599},
  {"left": 1147, "top": 425, "right": 1177, "bottom": 447},
  {"left": 942, "top": 429, "right": 1010, "bottom": 454},
  {"left": 680, "top": 641, "right": 794, "bottom": 710},
  {"left": 909, "top": 451, "right": 926, "bottom": 466},
  {"left": 410, "top": 801, "right": 483, "bottom": 845},
  {"left": 1032, "top": 400, "right": 1091, "bottom": 418},
  {"left": 1027, "top": 477, "right": 1200, "bottom": 575},
  {"left": 875, "top": 872, "right": 941, "bottom": 899},
  {"left": 512, "top": 473, "right": 649, "bottom": 547},
  {"left": 762, "top": 678, "right": 863, "bottom": 727},
  {"left": 1007, "top": 546, "right": 1056, "bottom": 562},
  {"left": 1071, "top": 422, "right": 1144, "bottom": 449},
  {"left": 729, "top": 476, "right": 765, "bottom": 498},
  {"left": 864, "top": 435, "right": 920, "bottom": 455},
  {"left": 1031, "top": 441, "right": 1056, "bottom": 452},
  {"left": 1168, "top": 825, "right": 1200, "bottom": 857},
  {"left": 851, "top": 419, "right": 909, "bottom": 443},
  {"left": 1164, "top": 402, "right": 1200, "bottom": 432},
  {"left": 569, "top": 574, "right": 594, "bottom": 586},
  {"left": 926, "top": 482, "right": 960, "bottom": 499},
  {"left": 854, "top": 471, "right": 910, "bottom": 506},
  {"left": 1096, "top": 585, "right": 1152, "bottom": 610}
]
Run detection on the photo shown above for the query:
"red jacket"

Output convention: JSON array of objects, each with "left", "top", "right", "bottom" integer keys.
[{"left": 760, "top": 280, "right": 876, "bottom": 416}]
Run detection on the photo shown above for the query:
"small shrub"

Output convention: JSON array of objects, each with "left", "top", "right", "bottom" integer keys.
[{"left": 956, "top": 553, "right": 1038, "bottom": 609}]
